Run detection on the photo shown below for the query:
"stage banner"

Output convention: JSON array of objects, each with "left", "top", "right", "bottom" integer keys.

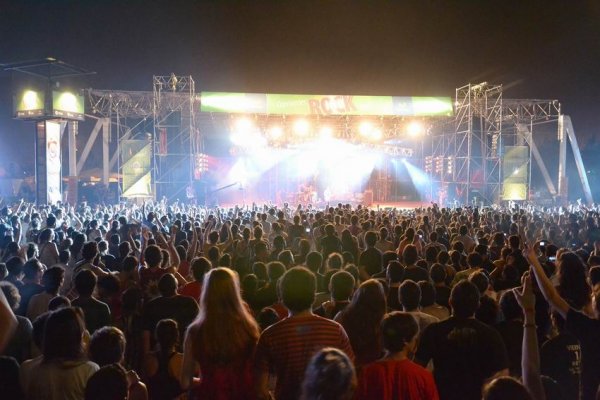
[
  {"left": 45, "top": 120, "right": 62, "bottom": 204},
  {"left": 200, "top": 92, "right": 453, "bottom": 117},
  {"left": 502, "top": 146, "right": 529, "bottom": 201},
  {"left": 121, "top": 140, "right": 152, "bottom": 198}
]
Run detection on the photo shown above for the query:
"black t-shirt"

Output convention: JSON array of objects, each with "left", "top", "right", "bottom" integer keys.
[
  {"left": 541, "top": 333, "right": 582, "bottom": 400},
  {"left": 17, "top": 283, "right": 44, "bottom": 316},
  {"left": 566, "top": 309, "right": 600, "bottom": 400},
  {"left": 319, "top": 235, "right": 342, "bottom": 259},
  {"left": 435, "top": 285, "right": 451, "bottom": 308},
  {"left": 72, "top": 296, "right": 111, "bottom": 333},
  {"left": 416, "top": 317, "right": 509, "bottom": 400},
  {"left": 142, "top": 295, "right": 199, "bottom": 347},
  {"left": 358, "top": 247, "right": 383, "bottom": 276},
  {"left": 494, "top": 320, "right": 523, "bottom": 377},
  {"left": 402, "top": 266, "right": 429, "bottom": 283}
]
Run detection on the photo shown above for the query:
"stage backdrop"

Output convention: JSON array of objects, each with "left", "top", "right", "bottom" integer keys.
[
  {"left": 121, "top": 140, "right": 152, "bottom": 198},
  {"left": 200, "top": 92, "right": 453, "bottom": 117}
]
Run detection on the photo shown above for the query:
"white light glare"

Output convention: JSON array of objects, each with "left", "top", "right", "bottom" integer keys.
[
  {"left": 407, "top": 121, "right": 424, "bottom": 137},
  {"left": 268, "top": 126, "right": 284, "bottom": 140},
  {"left": 293, "top": 119, "right": 310, "bottom": 136}
]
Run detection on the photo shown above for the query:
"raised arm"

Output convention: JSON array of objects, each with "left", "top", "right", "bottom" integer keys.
[
  {"left": 524, "top": 246, "right": 570, "bottom": 318},
  {"left": 513, "top": 274, "right": 545, "bottom": 400},
  {"left": 0, "top": 288, "right": 17, "bottom": 352}
]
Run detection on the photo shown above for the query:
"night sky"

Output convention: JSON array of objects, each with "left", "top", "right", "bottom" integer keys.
[{"left": 1, "top": 1, "right": 600, "bottom": 180}]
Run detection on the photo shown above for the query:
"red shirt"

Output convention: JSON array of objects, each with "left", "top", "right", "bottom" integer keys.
[
  {"left": 179, "top": 281, "right": 202, "bottom": 303},
  {"left": 254, "top": 314, "right": 354, "bottom": 400},
  {"left": 356, "top": 359, "right": 439, "bottom": 400}
]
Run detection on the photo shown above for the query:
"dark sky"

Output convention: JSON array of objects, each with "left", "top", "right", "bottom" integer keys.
[{"left": 1, "top": 0, "right": 600, "bottom": 169}]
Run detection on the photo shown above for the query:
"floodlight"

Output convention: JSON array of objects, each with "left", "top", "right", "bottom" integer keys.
[
  {"left": 234, "top": 117, "right": 254, "bottom": 133},
  {"left": 407, "top": 121, "right": 424, "bottom": 137},
  {"left": 293, "top": 119, "right": 310, "bottom": 136},
  {"left": 23, "top": 90, "right": 40, "bottom": 109},
  {"left": 371, "top": 128, "right": 383, "bottom": 141},
  {"left": 359, "top": 121, "right": 373, "bottom": 137},
  {"left": 268, "top": 126, "right": 284, "bottom": 140}
]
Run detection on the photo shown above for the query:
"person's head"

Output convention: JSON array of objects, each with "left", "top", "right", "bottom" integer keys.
[
  {"left": 48, "top": 295, "right": 70, "bottom": 311},
  {"left": 158, "top": 273, "right": 178, "bottom": 297},
  {"left": 74, "top": 269, "right": 97, "bottom": 297},
  {"left": 305, "top": 251, "right": 323, "bottom": 273},
  {"left": 190, "top": 257, "right": 211, "bottom": 282},
  {"left": 482, "top": 376, "right": 532, "bottom": 400},
  {"left": 0, "top": 281, "right": 20, "bottom": 311},
  {"left": 257, "top": 307, "right": 280, "bottom": 331},
  {"left": 89, "top": 326, "right": 126, "bottom": 367},
  {"left": 324, "top": 224, "right": 335, "bottom": 237},
  {"left": 508, "top": 235, "right": 521, "bottom": 250},
  {"left": 364, "top": 231, "right": 377, "bottom": 247},
  {"left": 466, "top": 252, "right": 483, "bottom": 269},
  {"left": 144, "top": 244, "right": 163, "bottom": 268},
  {"left": 155, "top": 318, "right": 179, "bottom": 351},
  {"left": 449, "top": 280, "right": 480, "bottom": 318},
  {"left": 118, "top": 241, "right": 131, "bottom": 258},
  {"left": 42, "top": 266, "right": 65, "bottom": 294},
  {"left": 43, "top": 307, "right": 86, "bottom": 361},
  {"left": 399, "top": 279, "right": 421, "bottom": 311},
  {"left": 301, "top": 348, "right": 356, "bottom": 400},
  {"left": 346, "top": 279, "right": 387, "bottom": 320},
  {"left": 329, "top": 270, "right": 355, "bottom": 302},
  {"left": 459, "top": 225, "right": 468, "bottom": 236},
  {"left": 22, "top": 258, "right": 44, "bottom": 282},
  {"left": 252, "top": 261, "right": 267, "bottom": 281},
  {"left": 82, "top": 241, "right": 99, "bottom": 261},
  {"left": 381, "top": 311, "right": 419, "bottom": 356},
  {"left": 468, "top": 271, "right": 489, "bottom": 296},
  {"left": 326, "top": 253, "right": 343, "bottom": 271},
  {"left": 499, "top": 289, "right": 522, "bottom": 321},
  {"left": 430, "top": 263, "right": 447, "bottom": 284},
  {"left": 437, "top": 251, "right": 450, "bottom": 265},
  {"left": 193, "top": 267, "right": 260, "bottom": 363},
  {"left": 278, "top": 250, "right": 295, "bottom": 269},
  {"left": 402, "top": 245, "right": 418, "bottom": 266},
  {"left": 85, "top": 364, "right": 128, "bottom": 400},
  {"left": 386, "top": 260, "right": 404, "bottom": 284},
  {"left": 267, "top": 261, "right": 286, "bottom": 283},
  {"left": 557, "top": 251, "right": 591, "bottom": 310},
  {"left": 280, "top": 267, "right": 316, "bottom": 313},
  {"left": 418, "top": 280, "right": 436, "bottom": 307},
  {"left": 58, "top": 249, "right": 70, "bottom": 264},
  {"left": 590, "top": 266, "right": 600, "bottom": 287},
  {"left": 5, "top": 256, "right": 24, "bottom": 278}
]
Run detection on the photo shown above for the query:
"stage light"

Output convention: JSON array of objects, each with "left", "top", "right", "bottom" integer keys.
[
  {"left": 293, "top": 119, "right": 310, "bottom": 136},
  {"left": 513, "top": 168, "right": 519, "bottom": 176},
  {"left": 234, "top": 117, "right": 254, "bottom": 133},
  {"left": 359, "top": 121, "right": 373, "bottom": 137},
  {"left": 23, "top": 90, "right": 40, "bottom": 109},
  {"left": 407, "top": 121, "right": 424, "bottom": 137},
  {"left": 371, "top": 128, "right": 383, "bottom": 141},
  {"left": 319, "top": 126, "right": 333, "bottom": 139},
  {"left": 267, "top": 126, "right": 284, "bottom": 140}
]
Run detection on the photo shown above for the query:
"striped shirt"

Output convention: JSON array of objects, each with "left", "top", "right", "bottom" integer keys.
[{"left": 254, "top": 314, "right": 354, "bottom": 400}]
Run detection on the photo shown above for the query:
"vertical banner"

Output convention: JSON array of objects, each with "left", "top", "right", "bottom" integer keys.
[
  {"left": 159, "top": 128, "right": 167, "bottom": 155},
  {"left": 45, "top": 121, "right": 62, "bottom": 204},
  {"left": 502, "top": 146, "right": 529, "bottom": 201},
  {"left": 122, "top": 140, "right": 152, "bottom": 198}
]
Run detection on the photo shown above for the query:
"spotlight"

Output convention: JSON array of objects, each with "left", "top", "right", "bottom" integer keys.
[
  {"left": 370, "top": 128, "right": 383, "bottom": 141},
  {"left": 234, "top": 117, "right": 254, "bottom": 133},
  {"left": 293, "top": 119, "right": 310, "bottom": 136},
  {"left": 267, "top": 126, "right": 284, "bottom": 140},
  {"left": 359, "top": 121, "right": 373, "bottom": 137},
  {"left": 23, "top": 90, "right": 40, "bottom": 109},
  {"left": 407, "top": 121, "right": 424, "bottom": 137}
]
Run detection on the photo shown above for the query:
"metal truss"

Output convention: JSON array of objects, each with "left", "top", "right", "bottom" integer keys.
[{"left": 153, "top": 75, "right": 198, "bottom": 201}]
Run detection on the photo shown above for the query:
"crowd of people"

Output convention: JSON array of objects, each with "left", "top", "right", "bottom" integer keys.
[{"left": 0, "top": 199, "right": 599, "bottom": 400}]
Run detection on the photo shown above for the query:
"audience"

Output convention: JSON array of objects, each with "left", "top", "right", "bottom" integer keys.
[{"left": 1, "top": 200, "right": 600, "bottom": 399}]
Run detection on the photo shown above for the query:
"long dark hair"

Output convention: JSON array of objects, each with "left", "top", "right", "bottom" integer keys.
[
  {"left": 335, "top": 279, "right": 386, "bottom": 365},
  {"left": 557, "top": 252, "right": 591, "bottom": 310}
]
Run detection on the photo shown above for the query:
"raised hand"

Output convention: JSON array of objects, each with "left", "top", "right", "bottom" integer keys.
[{"left": 513, "top": 272, "right": 536, "bottom": 311}]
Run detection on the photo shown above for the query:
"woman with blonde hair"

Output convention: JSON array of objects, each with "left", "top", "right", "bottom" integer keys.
[{"left": 181, "top": 267, "right": 260, "bottom": 399}]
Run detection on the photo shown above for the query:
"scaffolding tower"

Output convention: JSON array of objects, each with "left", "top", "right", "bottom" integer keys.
[{"left": 152, "top": 74, "right": 197, "bottom": 201}]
